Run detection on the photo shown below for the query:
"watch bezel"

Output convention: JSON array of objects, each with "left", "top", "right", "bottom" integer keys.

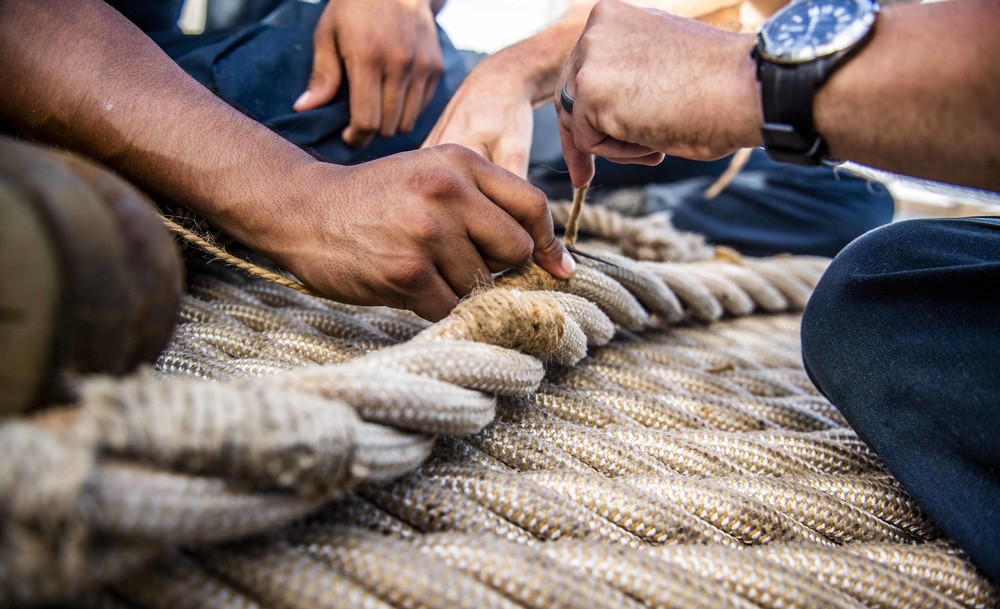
[{"left": 757, "top": 0, "right": 880, "bottom": 64}]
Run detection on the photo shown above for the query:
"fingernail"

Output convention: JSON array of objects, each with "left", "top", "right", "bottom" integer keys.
[
  {"left": 293, "top": 91, "right": 311, "bottom": 111},
  {"left": 561, "top": 250, "right": 577, "bottom": 277}
]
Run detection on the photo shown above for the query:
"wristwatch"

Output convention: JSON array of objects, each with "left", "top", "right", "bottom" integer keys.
[{"left": 752, "top": 0, "right": 880, "bottom": 165}]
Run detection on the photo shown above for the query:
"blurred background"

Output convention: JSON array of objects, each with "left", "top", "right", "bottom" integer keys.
[
  {"left": 178, "top": 0, "right": 566, "bottom": 52},
  {"left": 175, "top": 0, "right": 1000, "bottom": 219}
]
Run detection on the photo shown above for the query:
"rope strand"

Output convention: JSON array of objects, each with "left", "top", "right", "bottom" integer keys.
[
  {"left": 563, "top": 184, "right": 590, "bottom": 248},
  {"left": 161, "top": 216, "right": 316, "bottom": 297}
]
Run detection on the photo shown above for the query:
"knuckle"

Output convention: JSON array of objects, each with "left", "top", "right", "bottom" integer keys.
[
  {"left": 390, "top": 48, "right": 416, "bottom": 72},
  {"left": 412, "top": 56, "right": 432, "bottom": 77},
  {"left": 591, "top": 0, "right": 618, "bottom": 17},
  {"left": 357, "top": 42, "right": 381, "bottom": 63},
  {"left": 509, "top": 233, "right": 534, "bottom": 264},
  {"left": 353, "top": 114, "right": 380, "bottom": 133},
  {"left": 412, "top": 214, "right": 446, "bottom": 241},
  {"left": 414, "top": 164, "right": 464, "bottom": 199},
  {"left": 435, "top": 142, "right": 474, "bottom": 163},
  {"left": 386, "top": 256, "right": 435, "bottom": 290},
  {"left": 574, "top": 66, "right": 597, "bottom": 100},
  {"left": 425, "top": 54, "right": 444, "bottom": 77},
  {"left": 525, "top": 186, "right": 550, "bottom": 219},
  {"left": 307, "top": 71, "right": 328, "bottom": 88}
]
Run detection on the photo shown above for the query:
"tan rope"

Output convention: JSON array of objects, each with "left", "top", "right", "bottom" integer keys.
[
  {"left": 703, "top": 147, "right": 753, "bottom": 200},
  {"left": 563, "top": 184, "right": 590, "bottom": 248},
  {"left": 549, "top": 201, "right": 718, "bottom": 263},
  {"left": 161, "top": 216, "right": 317, "bottom": 296},
  {"left": 2, "top": 203, "right": 995, "bottom": 607},
  {"left": 89, "top": 294, "right": 995, "bottom": 607}
]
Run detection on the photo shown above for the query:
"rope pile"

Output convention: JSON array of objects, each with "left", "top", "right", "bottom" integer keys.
[{"left": 0, "top": 204, "right": 995, "bottom": 608}]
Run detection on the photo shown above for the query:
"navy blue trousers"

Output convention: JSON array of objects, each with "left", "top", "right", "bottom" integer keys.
[
  {"left": 802, "top": 217, "right": 1000, "bottom": 582},
  {"left": 148, "top": 0, "right": 466, "bottom": 165},
  {"left": 644, "top": 153, "right": 894, "bottom": 258}
]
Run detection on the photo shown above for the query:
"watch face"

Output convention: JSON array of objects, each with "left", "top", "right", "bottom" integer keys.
[{"left": 759, "top": 0, "right": 879, "bottom": 64}]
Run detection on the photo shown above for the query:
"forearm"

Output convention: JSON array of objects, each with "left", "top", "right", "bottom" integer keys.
[
  {"left": 814, "top": 0, "right": 1000, "bottom": 190},
  {"left": 0, "top": 0, "right": 320, "bottom": 244}
]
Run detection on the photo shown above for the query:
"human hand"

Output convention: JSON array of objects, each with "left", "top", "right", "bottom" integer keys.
[
  {"left": 422, "top": 56, "right": 536, "bottom": 178},
  {"left": 258, "top": 145, "right": 575, "bottom": 321},
  {"left": 557, "top": 0, "right": 763, "bottom": 186},
  {"left": 293, "top": 0, "right": 443, "bottom": 148}
]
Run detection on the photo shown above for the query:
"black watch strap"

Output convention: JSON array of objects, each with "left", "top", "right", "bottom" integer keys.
[{"left": 753, "top": 46, "right": 849, "bottom": 166}]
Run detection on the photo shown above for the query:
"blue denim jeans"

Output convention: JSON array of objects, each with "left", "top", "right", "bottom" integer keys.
[{"left": 802, "top": 217, "right": 1000, "bottom": 582}]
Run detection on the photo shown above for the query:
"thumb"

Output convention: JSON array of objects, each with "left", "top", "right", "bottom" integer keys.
[
  {"left": 532, "top": 227, "right": 576, "bottom": 281},
  {"left": 295, "top": 33, "right": 343, "bottom": 111}
]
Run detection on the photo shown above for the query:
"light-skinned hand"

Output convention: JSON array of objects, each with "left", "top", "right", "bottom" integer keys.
[
  {"left": 422, "top": 54, "right": 536, "bottom": 178},
  {"left": 557, "top": 0, "right": 763, "bottom": 187}
]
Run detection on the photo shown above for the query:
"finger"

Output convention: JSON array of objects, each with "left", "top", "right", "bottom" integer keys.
[
  {"left": 482, "top": 255, "right": 512, "bottom": 274},
  {"left": 467, "top": 152, "right": 575, "bottom": 280},
  {"left": 403, "top": 273, "right": 460, "bottom": 322},
  {"left": 380, "top": 62, "right": 413, "bottom": 138},
  {"left": 399, "top": 72, "right": 427, "bottom": 134},
  {"left": 604, "top": 152, "right": 666, "bottom": 166},
  {"left": 419, "top": 67, "right": 442, "bottom": 121},
  {"left": 433, "top": 238, "right": 494, "bottom": 298},
  {"left": 420, "top": 95, "right": 460, "bottom": 149},
  {"left": 589, "top": 138, "right": 662, "bottom": 162},
  {"left": 558, "top": 115, "right": 596, "bottom": 188},
  {"left": 342, "top": 58, "right": 383, "bottom": 148},
  {"left": 402, "top": 41, "right": 442, "bottom": 133},
  {"left": 463, "top": 193, "right": 535, "bottom": 269},
  {"left": 295, "top": 15, "right": 343, "bottom": 111}
]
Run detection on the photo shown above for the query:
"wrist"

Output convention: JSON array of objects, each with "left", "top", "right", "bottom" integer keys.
[
  {"left": 483, "top": 16, "right": 585, "bottom": 108},
  {"left": 207, "top": 153, "right": 334, "bottom": 260},
  {"left": 471, "top": 51, "right": 541, "bottom": 106},
  {"left": 726, "top": 34, "right": 765, "bottom": 149}
]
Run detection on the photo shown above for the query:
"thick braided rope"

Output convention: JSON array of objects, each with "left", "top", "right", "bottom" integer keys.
[
  {"left": 1, "top": 207, "right": 995, "bottom": 607},
  {"left": 8, "top": 287, "right": 997, "bottom": 608}
]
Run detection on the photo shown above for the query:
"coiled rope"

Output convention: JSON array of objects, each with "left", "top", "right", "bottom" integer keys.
[{"left": 0, "top": 205, "right": 995, "bottom": 608}]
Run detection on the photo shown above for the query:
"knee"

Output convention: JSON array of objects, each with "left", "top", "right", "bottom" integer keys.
[
  {"left": 800, "top": 222, "right": 911, "bottom": 410},
  {"left": 801, "top": 217, "right": 999, "bottom": 419}
]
